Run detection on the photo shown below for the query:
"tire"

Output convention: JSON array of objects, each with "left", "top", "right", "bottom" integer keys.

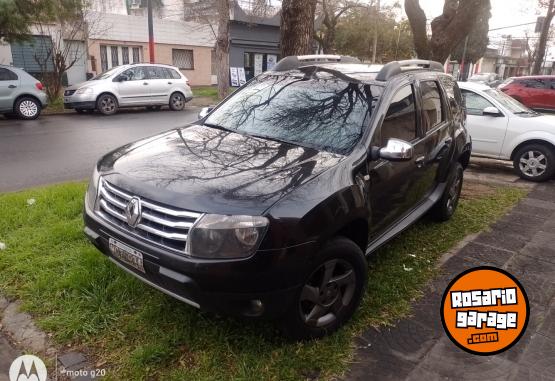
[
  {"left": 146, "top": 105, "right": 162, "bottom": 111},
  {"left": 513, "top": 143, "right": 555, "bottom": 182},
  {"left": 169, "top": 92, "right": 185, "bottom": 111},
  {"left": 96, "top": 94, "right": 118, "bottom": 115},
  {"left": 280, "top": 237, "right": 368, "bottom": 341},
  {"left": 430, "top": 162, "right": 464, "bottom": 222},
  {"left": 15, "top": 97, "right": 41, "bottom": 120}
]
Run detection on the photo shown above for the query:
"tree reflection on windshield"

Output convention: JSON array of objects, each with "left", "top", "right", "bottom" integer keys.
[{"left": 205, "top": 74, "right": 383, "bottom": 154}]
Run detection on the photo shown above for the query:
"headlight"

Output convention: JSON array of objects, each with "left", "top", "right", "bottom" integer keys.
[
  {"left": 185, "top": 214, "right": 269, "bottom": 259},
  {"left": 76, "top": 87, "right": 93, "bottom": 95},
  {"left": 85, "top": 165, "right": 100, "bottom": 211}
]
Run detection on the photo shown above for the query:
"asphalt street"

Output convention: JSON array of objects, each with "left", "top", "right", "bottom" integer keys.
[{"left": 0, "top": 108, "right": 200, "bottom": 192}]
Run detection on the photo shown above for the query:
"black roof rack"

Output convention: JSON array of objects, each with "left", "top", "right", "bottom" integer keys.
[
  {"left": 273, "top": 55, "right": 361, "bottom": 72},
  {"left": 298, "top": 65, "right": 361, "bottom": 83},
  {"left": 376, "top": 59, "right": 444, "bottom": 81}
]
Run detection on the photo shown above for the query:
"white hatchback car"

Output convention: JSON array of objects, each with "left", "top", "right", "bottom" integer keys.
[
  {"left": 459, "top": 81, "right": 555, "bottom": 182},
  {"left": 63, "top": 63, "right": 193, "bottom": 115}
]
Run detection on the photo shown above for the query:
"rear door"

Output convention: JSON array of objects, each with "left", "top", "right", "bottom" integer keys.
[
  {"left": 522, "top": 78, "right": 547, "bottom": 109},
  {"left": 145, "top": 66, "right": 172, "bottom": 104},
  {"left": 414, "top": 78, "right": 451, "bottom": 194},
  {"left": 461, "top": 89, "right": 508, "bottom": 157},
  {"left": 0, "top": 68, "right": 20, "bottom": 111}
]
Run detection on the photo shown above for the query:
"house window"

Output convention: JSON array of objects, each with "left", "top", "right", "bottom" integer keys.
[
  {"left": 132, "top": 47, "right": 141, "bottom": 63},
  {"left": 172, "top": 49, "right": 194, "bottom": 69},
  {"left": 122, "top": 46, "right": 129, "bottom": 64},
  {"left": 110, "top": 46, "right": 119, "bottom": 66},
  {"left": 100, "top": 45, "right": 108, "bottom": 72}
]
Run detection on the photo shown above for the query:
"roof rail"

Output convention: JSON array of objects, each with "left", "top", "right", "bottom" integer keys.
[
  {"left": 376, "top": 59, "right": 444, "bottom": 81},
  {"left": 273, "top": 55, "right": 361, "bottom": 72}
]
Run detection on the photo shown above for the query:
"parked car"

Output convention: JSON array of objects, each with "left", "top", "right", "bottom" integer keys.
[
  {"left": 0, "top": 64, "right": 48, "bottom": 120},
  {"left": 498, "top": 75, "right": 555, "bottom": 111},
  {"left": 468, "top": 72, "right": 502, "bottom": 88},
  {"left": 83, "top": 56, "right": 471, "bottom": 339},
  {"left": 63, "top": 63, "right": 193, "bottom": 115},
  {"left": 460, "top": 81, "right": 555, "bottom": 182}
]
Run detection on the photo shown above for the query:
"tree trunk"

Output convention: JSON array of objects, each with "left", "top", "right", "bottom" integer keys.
[
  {"left": 405, "top": 0, "right": 491, "bottom": 63},
  {"left": 216, "top": 0, "right": 230, "bottom": 100},
  {"left": 280, "top": 0, "right": 317, "bottom": 56},
  {"left": 533, "top": 0, "right": 555, "bottom": 75}
]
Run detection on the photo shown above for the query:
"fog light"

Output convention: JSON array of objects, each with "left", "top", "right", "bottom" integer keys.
[{"left": 244, "top": 299, "right": 264, "bottom": 317}]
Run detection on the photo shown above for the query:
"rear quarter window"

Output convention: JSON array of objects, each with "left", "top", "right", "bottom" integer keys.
[{"left": 0, "top": 68, "right": 18, "bottom": 81}]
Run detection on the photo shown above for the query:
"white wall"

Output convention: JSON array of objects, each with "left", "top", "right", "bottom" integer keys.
[
  {"left": 0, "top": 41, "right": 12, "bottom": 65},
  {"left": 89, "top": 0, "right": 128, "bottom": 15},
  {"left": 87, "top": 11, "right": 215, "bottom": 47}
]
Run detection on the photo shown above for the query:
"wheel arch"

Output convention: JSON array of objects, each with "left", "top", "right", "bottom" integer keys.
[
  {"left": 13, "top": 93, "right": 41, "bottom": 112},
  {"left": 96, "top": 91, "right": 119, "bottom": 106},
  {"left": 510, "top": 139, "right": 555, "bottom": 160}
]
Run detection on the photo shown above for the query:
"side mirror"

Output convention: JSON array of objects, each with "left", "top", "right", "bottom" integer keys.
[
  {"left": 117, "top": 75, "right": 128, "bottom": 82},
  {"left": 198, "top": 106, "right": 214, "bottom": 119},
  {"left": 377, "top": 138, "right": 414, "bottom": 162},
  {"left": 483, "top": 106, "right": 502, "bottom": 117}
]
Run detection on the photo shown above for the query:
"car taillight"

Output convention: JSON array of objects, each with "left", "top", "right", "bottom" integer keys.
[{"left": 35, "top": 82, "right": 44, "bottom": 91}]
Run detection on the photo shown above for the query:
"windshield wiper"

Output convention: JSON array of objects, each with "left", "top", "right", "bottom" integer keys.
[{"left": 203, "top": 122, "right": 234, "bottom": 132}]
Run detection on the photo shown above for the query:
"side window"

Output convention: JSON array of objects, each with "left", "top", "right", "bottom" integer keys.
[
  {"left": 380, "top": 85, "right": 417, "bottom": 145},
  {"left": 0, "top": 68, "right": 18, "bottom": 81},
  {"left": 439, "top": 76, "right": 463, "bottom": 112},
  {"left": 169, "top": 68, "right": 182, "bottom": 79},
  {"left": 523, "top": 79, "right": 546, "bottom": 89},
  {"left": 144, "top": 66, "right": 167, "bottom": 79},
  {"left": 420, "top": 81, "right": 445, "bottom": 132},
  {"left": 461, "top": 90, "right": 495, "bottom": 116},
  {"left": 121, "top": 67, "right": 146, "bottom": 81}
]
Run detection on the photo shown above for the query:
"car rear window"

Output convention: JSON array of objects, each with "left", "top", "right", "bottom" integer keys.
[
  {"left": 420, "top": 81, "right": 445, "bottom": 132},
  {"left": 205, "top": 74, "right": 383, "bottom": 155}
]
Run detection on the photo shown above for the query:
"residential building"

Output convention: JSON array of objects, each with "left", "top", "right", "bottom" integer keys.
[
  {"left": 476, "top": 37, "right": 530, "bottom": 78},
  {"left": 88, "top": 11, "right": 215, "bottom": 85}
]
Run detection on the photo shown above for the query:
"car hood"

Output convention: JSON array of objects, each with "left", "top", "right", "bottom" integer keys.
[{"left": 98, "top": 124, "right": 344, "bottom": 215}]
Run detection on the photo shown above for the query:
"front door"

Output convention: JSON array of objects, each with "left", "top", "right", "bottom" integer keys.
[
  {"left": 367, "top": 84, "right": 427, "bottom": 238},
  {"left": 116, "top": 66, "right": 151, "bottom": 106},
  {"left": 0, "top": 68, "right": 20, "bottom": 111},
  {"left": 462, "top": 89, "right": 509, "bottom": 157}
]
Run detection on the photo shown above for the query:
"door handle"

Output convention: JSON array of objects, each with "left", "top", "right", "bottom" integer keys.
[
  {"left": 168, "top": 82, "right": 172, "bottom": 85},
  {"left": 415, "top": 156, "right": 426, "bottom": 168},
  {"left": 143, "top": 82, "right": 149, "bottom": 85},
  {"left": 8, "top": 85, "right": 16, "bottom": 89}
]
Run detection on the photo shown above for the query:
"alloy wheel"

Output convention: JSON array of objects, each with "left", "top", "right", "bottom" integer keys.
[
  {"left": 299, "top": 259, "right": 356, "bottom": 328},
  {"left": 101, "top": 97, "right": 116, "bottom": 113},
  {"left": 19, "top": 100, "right": 38, "bottom": 118},
  {"left": 519, "top": 150, "right": 547, "bottom": 178},
  {"left": 171, "top": 94, "right": 184, "bottom": 110}
]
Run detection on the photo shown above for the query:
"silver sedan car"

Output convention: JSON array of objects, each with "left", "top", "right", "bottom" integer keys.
[
  {"left": 63, "top": 63, "right": 193, "bottom": 115},
  {"left": 0, "top": 65, "right": 48, "bottom": 120}
]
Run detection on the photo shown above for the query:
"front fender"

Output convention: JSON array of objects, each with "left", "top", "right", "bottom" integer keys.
[{"left": 503, "top": 131, "right": 555, "bottom": 160}]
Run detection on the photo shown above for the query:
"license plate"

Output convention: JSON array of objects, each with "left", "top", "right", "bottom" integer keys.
[
  {"left": 109, "top": 238, "right": 145, "bottom": 273},
  {"left": 64, "top": 97, "right": 70, "bottom": 102}
]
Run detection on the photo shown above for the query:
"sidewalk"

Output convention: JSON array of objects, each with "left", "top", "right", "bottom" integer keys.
[{"left": 347, "top": 182, "right": 555, "bottom": 380}]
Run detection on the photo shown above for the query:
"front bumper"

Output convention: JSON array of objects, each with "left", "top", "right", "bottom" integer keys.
[
  {"left": 83, "top": 206, "right": 314, "bottom": 318},
  {"left": 64, "top": 93, "right": 96, "bottom": 110}
]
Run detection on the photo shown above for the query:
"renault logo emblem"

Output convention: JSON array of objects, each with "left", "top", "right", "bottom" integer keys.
[{"left": 125, "top": 197, "right": 142, "bottom": 227}]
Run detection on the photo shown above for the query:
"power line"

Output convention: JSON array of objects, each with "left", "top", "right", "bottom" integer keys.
[{"left": 488, "top": 21, "right": 538, "bottom": 32}]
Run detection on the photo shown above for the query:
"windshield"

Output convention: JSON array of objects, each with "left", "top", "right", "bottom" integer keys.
[
  {"left": 204, "top": 74, "right": 382, "bottom": 154},
  {"left": 484, "top": 89, "right": 537, "bottom": 115},
  {"left": 92, "top": 67, "right": 120, "bottom": 80}
]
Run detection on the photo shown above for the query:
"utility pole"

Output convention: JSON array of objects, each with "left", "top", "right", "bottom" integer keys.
[
  {"left": 459, "top": 35, "right": 469, "bottom": 81},
  {"left": 372, "top": 0, "right": 380, "bottom": 63},
  {"left": 147, "top": 0, "right": 155, "bottom": 63}
]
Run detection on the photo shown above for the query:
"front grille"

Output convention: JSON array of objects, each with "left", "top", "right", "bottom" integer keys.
[
  {"left": 95, "top": 178, "right": 203, "bottom": 253},
  {"left": 64, "top": 89, "right": 76, "bottom": 96}
]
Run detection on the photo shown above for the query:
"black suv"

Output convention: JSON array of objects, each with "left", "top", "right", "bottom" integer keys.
[{"left": 84, "top": 56, "right": 471, "bottom": 339}]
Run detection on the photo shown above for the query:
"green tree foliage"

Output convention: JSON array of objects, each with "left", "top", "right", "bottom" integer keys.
[
  {"left": 334, "top": 5, "right": 414, "bottom": 62},
  {"left": 0, "top": 0, "right": 44, "bottom": 41}
]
